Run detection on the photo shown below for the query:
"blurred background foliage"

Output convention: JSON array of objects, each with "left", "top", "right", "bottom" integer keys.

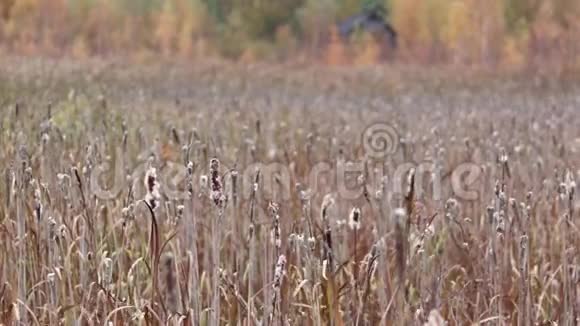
[{"left": 0, "top": 0, "right": 579, "bottom": 67}]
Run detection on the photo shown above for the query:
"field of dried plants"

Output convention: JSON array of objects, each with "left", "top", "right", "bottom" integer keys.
[{"left": 0, "top": 60, "right": 579, "bottom": 325}]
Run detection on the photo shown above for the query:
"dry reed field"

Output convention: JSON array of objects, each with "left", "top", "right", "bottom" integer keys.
[{"left": 0, "top": 60, "right": 579, "bottom": 325}]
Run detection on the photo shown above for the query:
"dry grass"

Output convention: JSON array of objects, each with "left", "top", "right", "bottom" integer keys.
[{"left": 0, "top": 60, "right": 579, "bottom": 325}]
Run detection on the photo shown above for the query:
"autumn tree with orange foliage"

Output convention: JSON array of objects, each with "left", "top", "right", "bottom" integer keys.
[{"left": 0, "top": 0, "right": 578, "bottom": 68}]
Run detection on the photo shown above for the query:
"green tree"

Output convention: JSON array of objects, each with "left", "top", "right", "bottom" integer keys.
[
  {"left": 504, "top": 0, "right": 542, "bottom": 33},
  {"left": 231, "top": 0, "right": 304, "bottom": 41},
  {"left": 362, "top": 0, "right": 386, "bottom": 18}
]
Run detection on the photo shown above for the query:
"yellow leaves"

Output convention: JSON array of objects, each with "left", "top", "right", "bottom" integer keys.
[
  {"left": 388, "top": 0, "right": 511, "bottom": 64},
  {"left": 391, "top": 0, "right": 424, "bottom": 47},
  {"left": 0, "top": 0, "right": 578, "bottom": 64},
  {"left": 71, "top": 36, "right": 90, "bottom": 59},
  {"left": 503, "top": 35, "right": 527, "bottom": 66},
  {"left": 325, "top": 26, "right": 347, "bottom": 66},
  {"left": 154, "top": 0, "right": 211, "bottom": 57},
  {"left": 354, "top": 34, "right": 382, "bottom": 66},
  {"left": 154, "top": 0, "right": 178, "bottom": 56},
  {"left": 8, "top": 0, "right": 37, "bottom": 19},
  {"left": 391, "top": 0, "right": 450, "bottom": 47},
  {"left": 445, "top": 1, "right": 470, "bottom": 48},
  {"left": 425, "top": 0, "right": 452, "bottom": 40}
]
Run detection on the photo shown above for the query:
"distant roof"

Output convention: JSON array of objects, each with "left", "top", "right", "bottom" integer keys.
[{"left": 338, "top": 12, "right": 397, "bottom": 48}]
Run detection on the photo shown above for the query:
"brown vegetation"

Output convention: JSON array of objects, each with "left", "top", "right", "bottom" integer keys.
[{"left": 0, "top": 61, "right": 579, "bottom": 324}]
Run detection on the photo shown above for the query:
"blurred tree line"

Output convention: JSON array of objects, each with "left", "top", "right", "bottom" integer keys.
[{"left": 0, "top": 0, "right": 579, "bottom": 67}]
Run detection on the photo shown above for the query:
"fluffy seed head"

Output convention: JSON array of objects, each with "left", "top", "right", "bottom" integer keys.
[
  {"left": 321, "top": 194, "right": 334, "bottom": 221},
  {"left": 392, "top": 207, "right": 407, "bottom": 226},
  {"left": 176, "top": 204, "right": 184, "bottom": 216},
  {"left": 269, "top": 202, "right": 282, "bottom": 249},
  {"left": 200, "top": 175, "right": 208, "bottom": 189},
  {"left": 272, "top": 254, "right": 287, "bottom": 290},
  {"left": 186, "top": 161, "right": 194, "bottom": 196},
  {"left": 209, "top": 158, "right": 223, "bottom": 206},
  {"left": 349, "top": 207, "right": 361, "bottom": 230},
  {"left": 499, "top": 147, "right": 508, "bottom": 163},
  {"left": 100, "top": 257, "right": 113, "bottom": 288},
  {"left": 144, "top": 167, "right": 160, "bottom": 210}
]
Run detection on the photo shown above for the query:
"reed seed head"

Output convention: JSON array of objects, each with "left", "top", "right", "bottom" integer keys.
[
  {"left": 321, "top": 193, "right": 334, "bottom": 221},
  {"left": 209, "top": 158, "right": 224, "bottom": 207},
  {"left": 349, "top": 207, "right": 361, "bottom": 230},
  {"left": 144, "top": 166, "right": 160, "bottom": 210}
]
